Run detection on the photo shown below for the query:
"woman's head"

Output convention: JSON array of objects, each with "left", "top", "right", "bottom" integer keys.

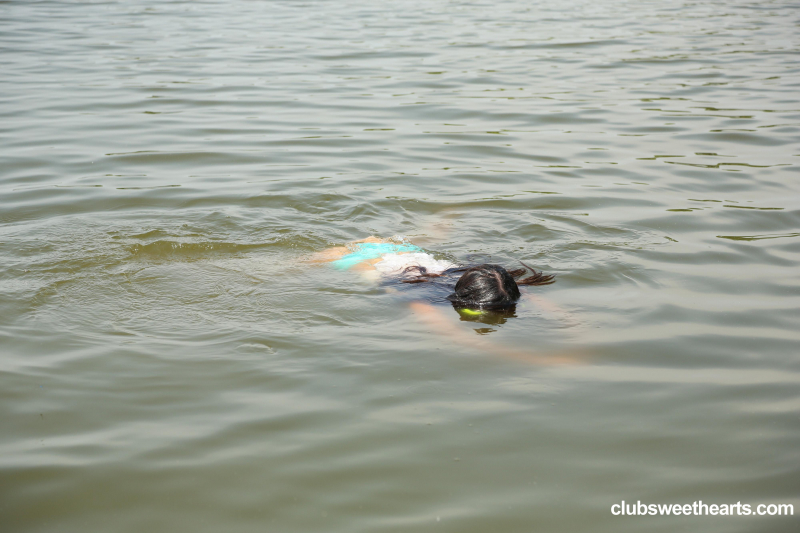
[
  {"left": 446, "top": 264, "right": 521, "bottom": 309},
  {"left": 445, "top": 263, "right": 555, "bottom": 310}
]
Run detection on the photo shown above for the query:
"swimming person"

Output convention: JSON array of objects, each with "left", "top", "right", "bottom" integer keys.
[
  {"left": 314, "top": 235, "right": 554, "bottom": 304},
  {"left": 313, "top": 236, "right": 578, "bottom": 364}
]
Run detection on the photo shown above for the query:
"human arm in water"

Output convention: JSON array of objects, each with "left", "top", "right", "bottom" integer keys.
[{"left": 408, "top": 301, "right": 584, "bottom": 366}]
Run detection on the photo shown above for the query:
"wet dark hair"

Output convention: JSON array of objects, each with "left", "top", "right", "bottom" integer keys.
[
  {"left": 446, "top": 263, "right": 553, "bottom": 309},
  {"left": 399, "top": 262, "right": 555, "bottom": 310}
]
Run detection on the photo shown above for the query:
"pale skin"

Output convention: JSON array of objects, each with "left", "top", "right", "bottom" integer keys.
[
  {"left": 307, "top": 236, "right": 400, "bottom": 272},
  {"left": 408, "top": 301, "right": 583, "bottom": 365},
  {"left": 314, "top": 237, "right": 584, "bottom": 365}
]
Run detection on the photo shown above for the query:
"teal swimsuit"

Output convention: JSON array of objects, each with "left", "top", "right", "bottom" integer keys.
[{"left": 330, "top": 242, "right": 423, "bottom": 270}]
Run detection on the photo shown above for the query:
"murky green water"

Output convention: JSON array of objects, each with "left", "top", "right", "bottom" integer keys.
[{"left": 1, "top": 0, "right": 799, "bottom": 531}]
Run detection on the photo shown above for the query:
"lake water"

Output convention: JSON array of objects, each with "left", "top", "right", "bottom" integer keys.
[{"left": 1, "top": 0, "right": 799, "bottom": 531}]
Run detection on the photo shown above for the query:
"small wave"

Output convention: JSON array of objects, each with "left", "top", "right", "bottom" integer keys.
[{"left": 128, "top": 240, "right": 266, "bottom": 259}]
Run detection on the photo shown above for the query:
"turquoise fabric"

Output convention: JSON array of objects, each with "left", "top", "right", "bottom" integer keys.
[{"left": 330, "top": 242, "right": 422, "bottom": 270}]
